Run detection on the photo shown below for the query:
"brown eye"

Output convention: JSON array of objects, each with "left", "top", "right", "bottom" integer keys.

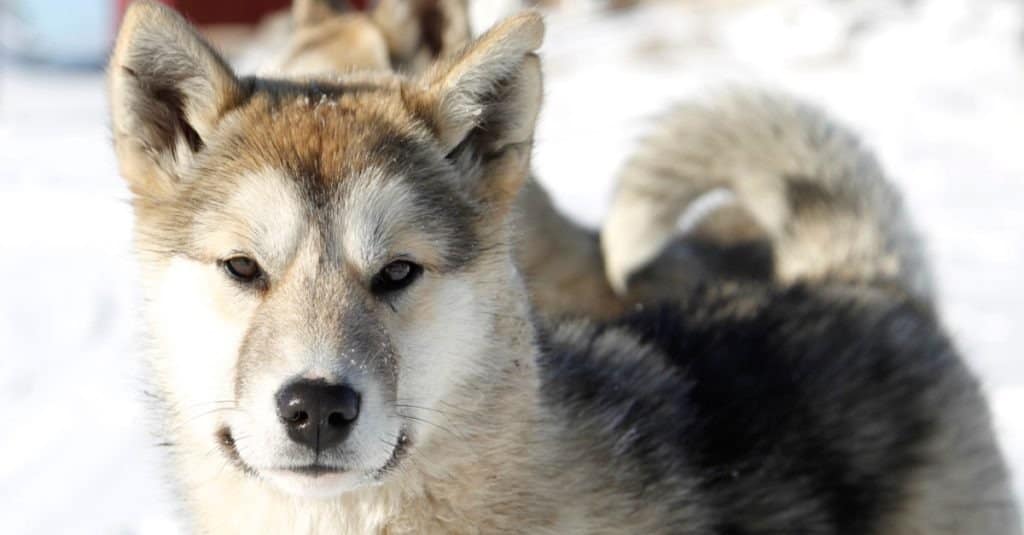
[
  {"left": 223, "top": 256, "right": 261, "bottom": 283},
  {"left": 371, "top": 260, "right": 422, "bottom": 295}
]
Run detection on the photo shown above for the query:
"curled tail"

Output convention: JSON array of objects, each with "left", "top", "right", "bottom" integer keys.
[{"left": 601, "top": 89, "right": 934, "bottom": 306}]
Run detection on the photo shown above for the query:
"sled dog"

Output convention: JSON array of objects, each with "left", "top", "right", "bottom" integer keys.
[{"left": 108, "top": 2, "right": 1018, "bottom": 533}]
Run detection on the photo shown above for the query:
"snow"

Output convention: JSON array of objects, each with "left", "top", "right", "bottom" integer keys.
[{"left": 1, "top": 0, "right": 1021, "bottom": 532}]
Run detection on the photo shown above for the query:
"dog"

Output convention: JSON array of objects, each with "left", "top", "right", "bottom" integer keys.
[
  {"left": 262, "top": 0, "right": 471, "bottom": 76},
  {"left": 108, "top": 2, "right": 1019, "bottom": 533}
]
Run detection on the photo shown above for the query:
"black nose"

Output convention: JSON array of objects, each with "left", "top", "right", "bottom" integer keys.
[{"left": 275, "top": 379, "right": 360, "bottom": 451}]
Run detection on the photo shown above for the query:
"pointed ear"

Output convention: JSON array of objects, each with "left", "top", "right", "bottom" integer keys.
[
  {"left": 372, "top": 0, "right": 472, "bottom": 69},
  {"left": 108, "top": 1, "right": 244, "bottom": 198},
  {"left": 406, "top": 13, "right": 544, "bottom": 206}
]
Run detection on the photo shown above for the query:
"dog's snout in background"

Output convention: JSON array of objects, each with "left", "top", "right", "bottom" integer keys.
[{"left": 276, "top": 379, "right": 361, "bottom": 453}]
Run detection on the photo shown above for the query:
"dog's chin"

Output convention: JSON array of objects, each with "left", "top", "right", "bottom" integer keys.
[
  {"left": 218, "top": 426, "right": 413, "bottom": 499},
  {"left": 262, "top": 467, "right": 369, "bottom": 498}
]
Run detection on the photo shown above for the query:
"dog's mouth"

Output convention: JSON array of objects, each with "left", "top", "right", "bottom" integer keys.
[
  {"left": 376, "top": 428, "right": 412, "bottom": 479},
  {"left": 216, "top": 426, "right": 412, "bottom": 482},
  {"left": 286, "top": 464, "right": 347, "bottom": 477},
  {"left": 217, "top": 426, "right": 259, "bottom": 477}
]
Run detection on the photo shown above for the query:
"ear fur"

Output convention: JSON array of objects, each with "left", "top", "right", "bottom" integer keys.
[
  {"left": 406, "top": 12, "right": 544, "bottom": 208},
  {"left": 109, "top": 0, "right": 243, "bottom": 198},
  {"left": 416, "top": 12, "right": 543, "bottom": 152}
]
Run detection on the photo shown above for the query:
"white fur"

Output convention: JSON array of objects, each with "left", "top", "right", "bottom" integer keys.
[
  {"left": 192, "top": 169, "right": 307, "bottom": 267},
  {"left": 390, "top": 274, "right": 492, "bottom": 441},
  {"left": 149, "top": 258, "right": 252, "bottom": 443}
]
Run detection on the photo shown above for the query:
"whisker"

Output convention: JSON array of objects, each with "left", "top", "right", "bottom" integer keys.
[
  {"left": 171, "top": 407, "right": 247, "bottom": 432},
  {"left": 395, "top": 413, "right": 469, "bottom": 442}
]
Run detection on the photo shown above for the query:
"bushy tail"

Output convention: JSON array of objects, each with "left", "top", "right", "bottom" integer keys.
[{"left": 601, "top": 89, "right": 934, "bottom": 306}]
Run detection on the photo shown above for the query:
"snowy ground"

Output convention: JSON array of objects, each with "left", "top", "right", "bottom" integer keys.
[{"left": 1, "top": 0, "right": 1022, "bottom": 532}]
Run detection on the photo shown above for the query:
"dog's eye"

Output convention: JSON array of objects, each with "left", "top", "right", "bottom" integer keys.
[
  {"left": 371, "top": 260, "right": 422, "bottom": 295},
  {"left": 223, "top": 256, "right": 262, "bottom": 283}
]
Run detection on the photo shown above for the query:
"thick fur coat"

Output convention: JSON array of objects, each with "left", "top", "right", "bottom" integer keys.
[{"left": 107, "top": 2, "right": 1019, "bottom": 533}]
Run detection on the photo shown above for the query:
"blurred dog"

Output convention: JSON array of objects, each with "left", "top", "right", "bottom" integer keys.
[
  {"left": 262, "top": 0, "right": 471, "bottom": 75},
  {"left": 108, "top": 1, "right": 1018, "bottom": 533}
]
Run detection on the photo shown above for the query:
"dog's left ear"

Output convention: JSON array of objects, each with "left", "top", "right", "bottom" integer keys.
[
  {"left": 406, "top": 12, "right": 544, "bottom": 207},
  {"left": 108, "top": 1, "right": 244, "bottom": 199}
]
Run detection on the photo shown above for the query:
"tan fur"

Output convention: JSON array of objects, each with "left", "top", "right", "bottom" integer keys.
[
  {"left": 267, "top": 0, "right": 629, "bottom": 321},
  {"left": 271, "top": 13, "right": 392, "bottom": 75},
  {"left": 371, "top": 0, "right": 472, "bottom": 72},
  {"left": 266, "top": 0, "right": 472, "bottom": 77},
  {"left": 109, "top": 3, "right": 244, "bottom": 199},
  {"left": 513, "top": 179, "right": 630, "bottom": 319}
]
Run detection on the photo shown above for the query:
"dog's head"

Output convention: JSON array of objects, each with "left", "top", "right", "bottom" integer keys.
[
  {"left": 109, "top": 1, "right": 542, "bottom": 497},
  {"left": 271, "top": 0, "right": 472, "bottom": 76}
]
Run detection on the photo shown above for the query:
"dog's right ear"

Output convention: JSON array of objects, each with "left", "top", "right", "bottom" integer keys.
[{"left": 109, "top": 1, "right": 244, "bottom": 199}]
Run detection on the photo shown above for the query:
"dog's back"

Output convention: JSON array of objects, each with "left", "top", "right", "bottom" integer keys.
[{"left": 540, "top": 282, "right": 1018, "bottom": 533}]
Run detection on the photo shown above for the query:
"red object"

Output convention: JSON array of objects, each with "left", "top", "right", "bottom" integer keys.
[{"left": 117, "top": 0, "right": 292, "bottom": 27}]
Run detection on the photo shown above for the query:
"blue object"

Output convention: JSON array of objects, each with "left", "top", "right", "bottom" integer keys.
[{"left": 6, "top": 0, "right": 114, "bottom": 68}]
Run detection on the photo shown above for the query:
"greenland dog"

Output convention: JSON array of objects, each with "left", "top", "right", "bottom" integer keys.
[{"left": 109, "top": 2, "right": 1019, "bottom": 533}]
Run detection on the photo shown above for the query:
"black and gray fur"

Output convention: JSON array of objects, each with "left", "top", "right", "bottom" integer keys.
[
  {"left": 539, "top": 282, "right": 1018, "bottom": 533},
  {"left": 551, "top": 87, "right": 1019, "bottom": 533}
]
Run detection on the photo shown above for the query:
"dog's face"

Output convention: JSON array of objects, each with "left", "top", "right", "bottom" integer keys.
[{"left": 110, "top": 2, "right": 542, "bottom": 497}]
